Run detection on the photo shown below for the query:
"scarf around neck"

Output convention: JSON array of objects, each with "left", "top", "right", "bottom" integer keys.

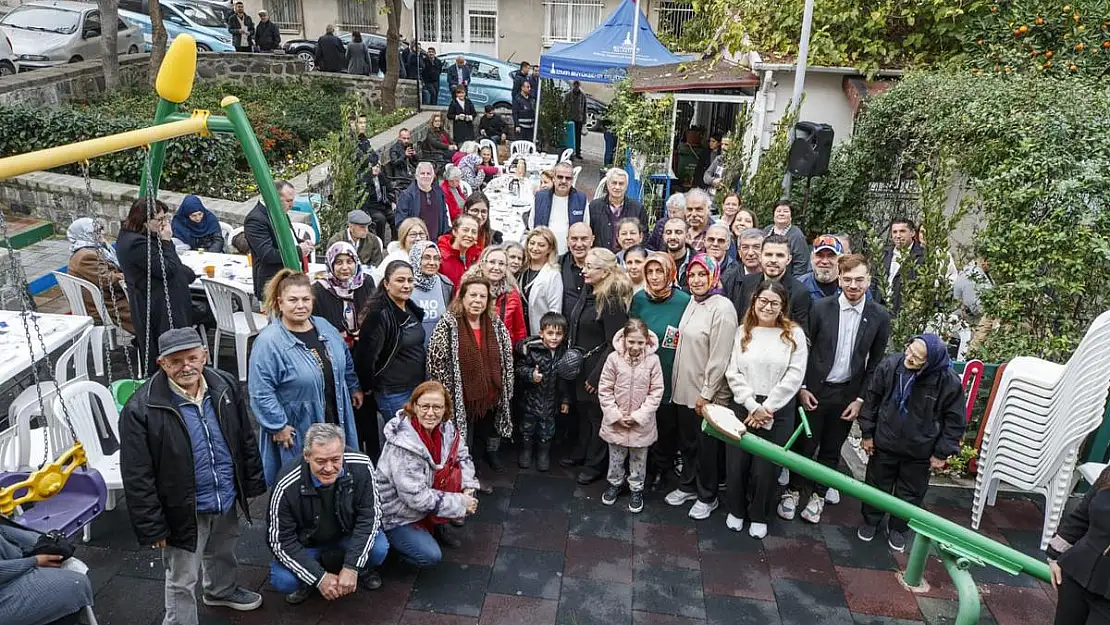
[
  {"left": 317, "top": 242, "right": 367, "bottom": 334},
  {"left": 643, "top": 251, "right": 677, "bottom": 301},
  {"left": 410, "top": 414, "right": 443, "bottom": 465},
  {"left": 171, "top": 195, "right": 221, "bottom": 244},
  {"left": 456, "top": 312, "right": 503, "bottom": 419},
  {"left": 892, "top": 333, "right": 951, "bottom": 419},
  {"left": 409, "top": 240, "right": 440, "bottom": 291},
  {"left": 688, "top": 253, "right": 723, "bottom": 302}
]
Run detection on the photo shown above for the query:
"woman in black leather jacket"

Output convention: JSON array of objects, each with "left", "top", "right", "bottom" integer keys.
[{"left": 1047, "top": 466, "right": 1110, "bottom": 624}]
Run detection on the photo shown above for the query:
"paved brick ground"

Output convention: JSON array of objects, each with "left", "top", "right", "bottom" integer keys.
[{"left": 76, "top": 444, "right": 1058, "bottom": 625}]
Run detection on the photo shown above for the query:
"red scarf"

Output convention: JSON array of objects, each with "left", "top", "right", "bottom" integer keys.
[
  {"left": 411, "top": 415, "right": 443, "bottom": 465},
  {"left": 412, "top": 416, "right": 463, "bottom": 532}
]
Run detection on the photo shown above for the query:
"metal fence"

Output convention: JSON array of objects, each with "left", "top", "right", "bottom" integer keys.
[
  {"left": 337, "top": 0, "right": 379, "bottom": 33},
  {"left": 268, "top": 0, "right": 302, "bottom": 33},
  {"left": 542, "top": 0, "right": 604, "bottom": 45}
]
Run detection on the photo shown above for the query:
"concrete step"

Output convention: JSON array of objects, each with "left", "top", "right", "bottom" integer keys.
[{"left": 1, "top": 211, "right": 55, "bottom": 251}]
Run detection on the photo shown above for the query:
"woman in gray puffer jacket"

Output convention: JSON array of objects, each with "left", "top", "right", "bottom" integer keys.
[{"left": 374, "top": 381, "right": 480, "bottom": 568}]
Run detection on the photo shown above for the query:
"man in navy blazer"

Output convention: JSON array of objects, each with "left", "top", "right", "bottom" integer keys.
[
  {"left": 446, "top": 57, "right": 471, "bottom": 93},
  {"left": 530, "top": 161, "right": 588, "bottom": 255}
]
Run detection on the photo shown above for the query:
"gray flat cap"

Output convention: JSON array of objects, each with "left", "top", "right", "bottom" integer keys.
[
  {"left": 158, "top": 327, "right": 205, "bottom": 360},
  {"left": 347, "top": 209, "right": 373, "bottom": 226}
]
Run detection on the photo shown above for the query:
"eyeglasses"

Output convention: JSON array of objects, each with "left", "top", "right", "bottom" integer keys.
[
  {"left": 415, "top": 403, "right": 446, "bottom": 413},
  {"left": 840, "top": 276, "right": 870, "bottom": 286},
  {"left": 755, "top": 297, "right": 782, "bottom": 310},
  {"left": 555, "top": 175, "right": 573, "bottom": 181},
  {"left": 705, "top": 236, "right": 729, "bottom": 245}
]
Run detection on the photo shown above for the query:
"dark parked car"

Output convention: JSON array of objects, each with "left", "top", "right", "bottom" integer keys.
[{"left": 282, "top": 30, "right": 390, "bottom": 73}]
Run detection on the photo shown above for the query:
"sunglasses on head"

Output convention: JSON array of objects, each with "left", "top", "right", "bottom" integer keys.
[{"left": 812, "top": 235, "right": 844, "bottom": 254}]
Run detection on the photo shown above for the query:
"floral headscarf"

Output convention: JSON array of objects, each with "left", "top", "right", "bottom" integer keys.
[
  {"left": 409, "top": 240, "right": 440, "bottom": 292},
  {"left": 316, "top": 241, "right": 367, "bottom": 335},
  {"left": 642, "top": 251, "right": 677, "bottom": 302},
  {"left": 688, "top": 253, "right": 723, "bottom": 303}
]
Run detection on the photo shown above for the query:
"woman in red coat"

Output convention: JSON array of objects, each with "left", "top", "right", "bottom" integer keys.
[
  {"left": 441, "top": 164, "right": 468, "bottom": 221},
  {"left": 437, "top": 214, "right": 482, "bottom": 291},
  {"left": 467, "top": 245, "right": 527, "bottom": 344}
]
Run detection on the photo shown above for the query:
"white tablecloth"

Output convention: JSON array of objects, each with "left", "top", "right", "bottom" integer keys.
[
  {"left": 0, "top": 311, "right": 92, "bottom": 385},
  {"left": 519, "top": 153, "right": 559, "bottom": 173},
  {"left": 484, "top": 175, "right": 534, "bottom": 244},
  {"left": 180, "top": 251, "right": 327, "bottom": 292}
]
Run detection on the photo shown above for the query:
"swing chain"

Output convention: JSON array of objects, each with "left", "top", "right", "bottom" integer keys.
[{"left": 140, "top": 143, "right": 175, "bottom": 374}]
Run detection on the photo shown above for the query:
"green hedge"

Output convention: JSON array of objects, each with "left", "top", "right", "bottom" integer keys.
[{"left": 0, "top": 77, "right": 409, "bottom": 201}]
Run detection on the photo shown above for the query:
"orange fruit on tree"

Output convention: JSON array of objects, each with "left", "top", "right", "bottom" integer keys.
[
  {"left": 1018, "top": 25, "right": 1030, "bottom": 34},
  {"left": 1035, "top": 17, "right": 1045, "bottom": 24},
  {"left": 1045, "top": 50, "right": 1054, "bottom": 58},
  {"left": 1069, "top": 64, "right": 1078, "bottom": 71},
  {"left": 1103, "top": 40, "right": 1110, "bottom": 48},
  {"left": 1076, "top": 42, "right": 1086, "bottom": 50}
]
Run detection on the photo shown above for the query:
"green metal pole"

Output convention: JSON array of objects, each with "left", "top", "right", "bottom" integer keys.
[
  {"left": 164, "top": 112, "right": 237, "bottom": 134},
  {"left": 139, "top": 98, "right": 179, "bottom": 196},
  {"left": 938, "top": 550, "right": 982, "bottom": 625},
  {"left": 220, "top": 97, "right": 302, "bottom": 271},
  {"left": 704, "top": 421, "right": 1052, "bottom": 583},
  {"left": 902, "top": 535, "right": 932, "bottom": 587}
]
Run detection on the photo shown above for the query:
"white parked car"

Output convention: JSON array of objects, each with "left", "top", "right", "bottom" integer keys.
[
  {"left": 0, "top": 31, "right": 18, "bottom": 76},
  {"left": 0, "top": 0, "right": 143, "bottom": 70}
]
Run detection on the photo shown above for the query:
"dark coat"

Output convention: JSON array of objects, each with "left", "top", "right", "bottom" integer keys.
[
  {"left": 267, "top": 452, "right": 382, "bottom": 585},
  {"left": 510, "top": 70, "right": 538, "bottom": 101},
  {"left": 446, "top": 62, "right": 471, "bottom": 91},
  {"left": 225, "top": 11, "right": 254, "bottom": 48},
  {"left": 388, "top": 140, "right": 418, "bottom": 178},
  {"left": 116, "top": 227, "right": 195, "bottom": 376},
  {"left": 858, "top": 354, "right": 965, "bottom": 461},
  {"left": 805, "top": 295, "right": 891, "bottom": 400},
  {"left": 120, "top": 368, "right": 265, "bottom": 551},
  {"left": 254, "top": 20, "right": 280, "bottom": 51},
  {"left": 565, "top": 87, "right": 588, "bottom": 124},
  {"left": 446, "top": 97, "right": 477, "bottom": 144},
  {"left": 315, "top": 32, "right": 346, "bottom": 73},
  {"left": 243, "top": 202, "right": 293, "bottom": 300},
  {"left": 353, "top": 298, "right": 426, "bottom": 392},
  {"left": 1047, "top": 472, "right": 1110, "bottom": 599},
  {"left": 728, "top": 271, "right": 811, "bottom": 336},
  {"left": 312, "top": 280, "right": 375, "bottom": 338},
  {"left": 420, "top": 54, "right": 442, "bottom": 83},
  {"left": 515, "top": 337, "right": 569, "bottom": 422},
  {"left": 587, "top": 196, "right": 646, "bottom": 252},
  {"left": 564, "top": 283, "right": 629, "bottom": 403},
  {"left": 395, "top": 181, "right": 451, "bottom": 237},
  {"left": 512, "top": 93, "right": 535, "bottom": 132},
  {"left": 532, "top": 188, "right": 588, "bottom": 229},
  {"left": 879, "top": 243, "right": 926, "bottom": 315},
  {"left": 478, "top": 113, "right": 506, "bottom": 139}
]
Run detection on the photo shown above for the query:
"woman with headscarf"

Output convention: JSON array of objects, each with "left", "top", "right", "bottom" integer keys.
[
  {"left": 66, "top": 217, "right": 134, "bottom": 333},
  {"left": 427, "top": 273, "right": 514, "bottom": 479},
  {"left": 628, "top": 251, "right": 691, "bottom": 491},
  {"left": 858, "top": 333, "right": 965, "bottom": 552},
  {"left": 441, "top": 165, "right": 468, "bottom": 221},
  {"left": 560, "top": 248, "right": 633, "bottom": 486},
  {"left": 456, "top": 142, "right": 486, "bottom": 191},
  {"left": 171, "top": 195, "right": 224, "bottom": 252},
  {"left": 407, "top": 240, "right": 454, "bottom": 349},
  {"left": 665, "top": 253, "right": 739, "bottom": 521},
  {"left": 313, "top": 241, "right": 376, "bottom": 345}
]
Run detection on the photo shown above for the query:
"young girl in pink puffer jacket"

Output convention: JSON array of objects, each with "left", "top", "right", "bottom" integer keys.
[{"left": 598, "top": 318, "right": 664, "bottom": 513}]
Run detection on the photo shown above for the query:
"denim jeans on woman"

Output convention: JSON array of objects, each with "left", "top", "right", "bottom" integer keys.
[{"left": 384, "top": 523, "right": 442, "bottom": 568}]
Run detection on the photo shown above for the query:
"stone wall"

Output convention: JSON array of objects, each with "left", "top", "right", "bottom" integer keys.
[
  {"left": 0, "top": 111, "right": 435, "bottom": 236},
  {"left": 0, "top": 52, "right": 419, "bottom": 109}
]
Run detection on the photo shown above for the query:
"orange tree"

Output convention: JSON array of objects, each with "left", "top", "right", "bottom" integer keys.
[{"left": 960, "top": 0, "right": 1110, "bottom": 76}]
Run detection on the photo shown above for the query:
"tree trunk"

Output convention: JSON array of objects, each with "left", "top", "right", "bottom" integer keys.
[
  {"left": 380, "top": 0, "right": 402, "bottom": 113},
  {"left": 98, "top": 0, "right": 120, "bottom": 90},
  {"left": 148, "top": 0, "right": 167, "bottom": 86}
]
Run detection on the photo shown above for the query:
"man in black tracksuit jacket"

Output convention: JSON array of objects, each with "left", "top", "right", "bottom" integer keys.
[
  {"left": 266, "top": 424, "right": 385, "bottom": 605},
  {"left": 857, "top": 333, "right": 965, "bottom": 552}
]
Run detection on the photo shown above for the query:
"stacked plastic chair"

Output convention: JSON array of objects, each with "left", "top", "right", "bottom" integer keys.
[{"left": 972, "top": 309, "right": 1110, "bottom": 550}]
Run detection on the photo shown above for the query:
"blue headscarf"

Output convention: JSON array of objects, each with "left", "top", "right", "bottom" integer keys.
[
  {"left": 893, "top": 333, "right": 951, "bottom": 418},
  {"left": 171, "top": 195, "right": 221, "bottom": 246}
]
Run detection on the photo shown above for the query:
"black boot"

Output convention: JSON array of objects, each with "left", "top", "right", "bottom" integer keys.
[
  {"left": 434, "top": 525, "right": 462, "bottom": 549},
  {"left": 487, "top": 447, "right": 506, "bottom": 473},
  {"left": 518, "top": 438, "right": 533, "bottom": 469},
  {"left": 536, "top": 442, "right": 551, "bottom": 472}
]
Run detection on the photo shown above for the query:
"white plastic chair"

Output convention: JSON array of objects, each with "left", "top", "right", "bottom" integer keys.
[
  {"left": 227, "top": 226, "right": 245, "bottom": 251},
  {"left": 460, "top": 180, "right": 473, "bottom": 198},
  {"left": 559, "top": 148, "right": 573, "bottom": 164},
  {"left": 510, "top": 140, "right": 537, "bottom": 156},
  {"left": 53, "top": 271, "right": 129, "bottom": 376},
  {"left": 593, "top": 178, "right": 608, "bottom": 200},
  {"left": 479, "top": 138, "right": 499, "bottom": 167},
  {"left": 50, "top": 381, "right": 123, "bottom": 541},
  {"left": 292, "top": 222, "right": 317, "bottom": 245},
  {"left": 572, "top": 165, "right": 582, "bottom": 186},
  {"left": 201, "top": 278, "right": 268, "bottom": 381},
  {"left": 219, "top": 221, "right": 233, "bottom": 248}
]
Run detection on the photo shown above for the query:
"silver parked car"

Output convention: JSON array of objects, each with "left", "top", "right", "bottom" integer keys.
[{"left": 0, "top": 0, "right": 143, "bottom": 70}]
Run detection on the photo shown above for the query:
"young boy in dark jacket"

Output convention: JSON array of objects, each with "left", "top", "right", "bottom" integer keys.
[
  {"left": 515, "top": 312, "right": 570, "bottom": 471},
  {"left": 857, "top": 333, "right": 966, "bottom": 552}
]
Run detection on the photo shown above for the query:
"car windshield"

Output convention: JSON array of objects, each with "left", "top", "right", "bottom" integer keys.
[
  {"left": 175, "top": 3, "right": 225, "bottom": 27},
  {"left": 1, "top": 7, "right": 82, "bottom": 34}
]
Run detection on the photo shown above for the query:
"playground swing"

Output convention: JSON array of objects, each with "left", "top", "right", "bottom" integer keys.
[{"left": 0, "top": 35, "right": 305, "bottom": 536}]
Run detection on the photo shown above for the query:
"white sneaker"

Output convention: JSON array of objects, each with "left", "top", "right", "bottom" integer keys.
[
  {"left": 665, "top": 489, "right": 698, "bottom": 507},
  {"left": 800, "top": 493, "right": 824, "bottom": 524},
  {"left": 725, "top": 514, "right": 745, "bottom": 532},
  {"left": 748, "top": 522, "right": 768, "bottom": 539},
  {"left": 778, "top": 468, "right": 790, "bottom": 486},
  {"left": 688, "top": 499, "right": 718, "bottom": 520},
  {"left": 825, "top": 488, "right": 841, "bottom": 505},
  {"left": 777, "top": 490, "right": 800, "bottom": 520}
]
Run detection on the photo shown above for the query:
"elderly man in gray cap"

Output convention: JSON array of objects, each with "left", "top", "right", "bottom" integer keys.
[
  {"left": 120, "top": 327, "right": 266, "bottom": 625},
  {"left": 327, "top": 209, "right": 384, "bottom": 266}
]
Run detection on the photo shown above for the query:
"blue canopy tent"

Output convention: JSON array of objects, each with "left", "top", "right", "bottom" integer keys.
[{"left": 535, "top": 0, "right": 688, "bottom": 198}]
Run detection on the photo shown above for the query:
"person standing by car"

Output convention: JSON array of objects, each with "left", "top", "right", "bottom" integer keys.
[
  {"left": 447, "top": 86, "right": 478, "bottom": 144},
  {"left": 447, "top": 56, "right": 471, "bottom": 93},
  {"left": 254, "top": 10, "right": 280, "bottom": 52},
  {"left": 227, "top": 1, "right": 254, "bottom": 52},
  {"left": 346, "top": 31, "right": 373, "bottom": 76},
  {"left": 315, "top": 24, "right": 346, "bottom": 73},
  {"left": 565, "top": 81, "right": 588, "bottom": 160},
  {"left": 510, "top": 61, "right": 538, "bottom": 102},
  {"left": 420, "top": 46, "right": 443, "bottom": 105},
  {"left": 513, "top": 80, "right": 536, "bottom": 140}
]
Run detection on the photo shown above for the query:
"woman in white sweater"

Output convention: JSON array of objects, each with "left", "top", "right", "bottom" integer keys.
[
  {"left": 665, "top": 254, "right": 739, "bottom": 521},
  {"left": 519, "top": 227, "right": 564, "bottom": 334},
  {"left": 725, "top": 279, "right": 808, "bottom": 539}
]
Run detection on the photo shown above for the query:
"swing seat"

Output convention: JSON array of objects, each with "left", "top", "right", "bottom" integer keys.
[
  {"left": 0, "top": 468, "right": 108, "bottom": 539},
  {"left": 110, "top": 379, "right": 145, "bottom": 413}
]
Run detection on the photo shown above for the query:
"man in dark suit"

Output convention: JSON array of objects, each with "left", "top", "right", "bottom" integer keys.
[
  {"left": 588, "top": 169, "right": 646, "bottom": 252},
  {"left": 878, "top": 218, "right": 925, "bottom": 315},
  {"left": 446, "top": 56, "right": 471, "bottom": 93},
  {"left": 314, "top": 25, "right": 346, "bottom": 73},
  {"left": 244, "top": 180, "right": 314, "bottom": 299},
  {"left": 728, "top": 233, "right": 811, "bottom": 333},
  {"left": 779, "top": 253, "right": 891, "bottom": 525}
]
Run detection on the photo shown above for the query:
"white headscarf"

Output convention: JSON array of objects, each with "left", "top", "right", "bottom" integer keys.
[{"left": 67, "top": 218, "right": 119, "bottom": 267}]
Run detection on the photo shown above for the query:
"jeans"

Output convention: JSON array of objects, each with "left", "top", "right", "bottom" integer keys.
[
  {"left": 422, "top": 83, "right": 439, "bottom": 105},
  {"left": 163, "top": 509, "right": 240, "bottom": 625},
  {"left": 603, "top": 131, "right": 617, "bottom": 166},
  {"left": 377, "top": 389, "right": 413, "bottom": 425},
  {"left": 483, "top": 133, "right": 503, "bottom": 145},
  {"left": 384, "top": 524, "right": 443, "bottom": 568},
  {"left": 268, "top": 531, "right": 389, "bottom": 593}
]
